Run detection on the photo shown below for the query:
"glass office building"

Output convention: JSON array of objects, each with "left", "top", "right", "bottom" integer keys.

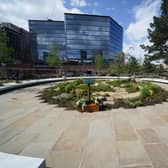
[
  {"left": 29, "top": 13, "right": 123, "bottom": 63},
  {"left": 29, "top": 20, "right": 65, "bottom": 63}
]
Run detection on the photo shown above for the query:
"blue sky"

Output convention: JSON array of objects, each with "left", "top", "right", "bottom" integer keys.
[
  {"left": 0, "top": 0, "right": 162, "bottom": 60},
  {"left": 65, "top": 0, "right": 141, "bottom": 30}
]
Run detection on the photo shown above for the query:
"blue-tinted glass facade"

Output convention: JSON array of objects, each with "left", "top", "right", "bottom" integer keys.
[
  {"left": 109, "top": 18, "right": 123, "bottom": 59},
  {"left": 29, "top": 20, "right": 65, "bottom": 62},
  {"left": 29, "top": 13, "right": 123, "bottom": 63}
]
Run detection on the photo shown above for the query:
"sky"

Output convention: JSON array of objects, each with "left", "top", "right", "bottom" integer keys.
[{"left": 0, "top": 0, "right": 162, "bottom": 60}]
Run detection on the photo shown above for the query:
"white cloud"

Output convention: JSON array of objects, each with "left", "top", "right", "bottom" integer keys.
[
  {"left": 124, "top": 0, "right": 161, "bottom": 60},
  {"left": 0, "top": 0, "right": 82, "bottom": 30},
  {"left": 70, "top": 0, "right": 87, "bottom": 7}
]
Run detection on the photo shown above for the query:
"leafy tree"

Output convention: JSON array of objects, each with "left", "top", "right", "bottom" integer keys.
[
  {"left": 0, "top": 28, "right": 13, "bottom": 79},
  {"left": 141, "top": 0, "right": 168, "bottom": 63},
  {"left": 94, "top": 52, "right": 104, "bottom": 74},
  {"left": 127, "top": 56, "right": 140, "bottom": 75},
  {"left": 46, "top": 43, "right": 62, "bottom": 66},
  {"left": 142, "top": 56, "right": 155, "bottom": 73},
  {"left": 109, "top": 52, "right": 126, "bottom": 76},
  {"left": 0, "top": 28, "right": 13, "bottom": 63},
  {"left": 109, "top": 62, "right": 126, "bottom": 76},
  {"left": 46, "top": 43, "right": 63, "bottom": 76}
]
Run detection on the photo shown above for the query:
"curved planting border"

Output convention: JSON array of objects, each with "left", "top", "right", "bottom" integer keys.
[{"left": 0, "top": 76, "right": 167, "bottom": 95}]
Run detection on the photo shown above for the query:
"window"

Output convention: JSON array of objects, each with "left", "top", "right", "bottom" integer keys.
[{"left": 80, "top": 50, "right": 87, "bottom": 60}]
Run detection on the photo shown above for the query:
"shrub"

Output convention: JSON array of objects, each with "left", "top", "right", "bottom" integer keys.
[
  {"left": 75, "top": 88, "right": 84, "bottom": 98},
  {"left": 91, "top": 83, "right": 114, "bottom": 92},
  {"left": 125, "top": 99, "right": 143, "bottom": 108},
  {"left": 139, "top": 82, "right": 157, "bottom": 98},
  {"left": 113, "top": 98, "right": 125, "bottom": 108},
  {"left": 77, "top": 84, "right": 87, "bottom": 93},
  {"left": 40, "top": 79, "right": 168, "bottom": 110},
  {"left": 125, "top": 83, "right": 139, "bottom": 93}
]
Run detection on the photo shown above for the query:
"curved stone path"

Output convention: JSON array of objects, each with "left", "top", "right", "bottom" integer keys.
[{"left": 0, "top": 83, "right": 168, "bottom": 168}]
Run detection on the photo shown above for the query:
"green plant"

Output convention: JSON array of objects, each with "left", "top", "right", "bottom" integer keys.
[
  {"left": 40, "top": 79, "right": 168, "bottom": 110},
  {"left": 76, "top": 98, "right": 90, "bottom": 110},
  {"left": 126, "top": 99, "right": 143, "bottom": 108},
  {"left": 113, "top": 98, "right": 125, "bottom": 108},
  {"left": 76, "top": 96, "right": 101, "bottom": 110},
  {"left": 139, "top": 82, "right": 156, "bottom": 98},
  {"left": 124, "top": 83, "right": 139, "bottom": 93},
  {"left": 75, "top": 88, "right": 84, "bottom": 98},
  {"left": 91, "top": 83, "right": 114, "bottom": 92}
]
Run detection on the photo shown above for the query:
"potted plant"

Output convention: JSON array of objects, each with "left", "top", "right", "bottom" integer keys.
[
  {"left": 76, "top": 78, "right": 100, "bottom": 112},
  {"left": 76, "top": 96, "right": 100, "bottom": 112}
]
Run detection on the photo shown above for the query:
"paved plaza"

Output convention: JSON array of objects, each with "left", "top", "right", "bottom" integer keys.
[{"left": 0, "top": 83, "right": 168, "bottom": 168}]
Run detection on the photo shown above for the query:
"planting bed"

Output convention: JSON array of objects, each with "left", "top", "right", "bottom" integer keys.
[{"left": 40, "top": 79, "right": 168, "bottom": 111}]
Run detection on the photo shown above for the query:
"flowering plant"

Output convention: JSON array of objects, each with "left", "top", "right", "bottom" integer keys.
[{"left": 76, "top": 96, "right": 100, "bottom": 111}]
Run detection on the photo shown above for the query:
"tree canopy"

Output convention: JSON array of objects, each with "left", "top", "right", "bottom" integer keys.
[
  {"left": 127, "top": 56, "right": 140, "bottom": 75},
  {"left": 0, "top": 28, "right": 13, "bottom": 63},
  {"left": 94, "top": 52, "right": 104, "bottom": 71},
  {"left": 46, "top": 43, "right": 63, "bottom": 67},
  {"left": 141, "top": 0, "right": 168, "bottom": 63},
  {"left": 109, "top": 52, "right": 126, "bottom": 76}
]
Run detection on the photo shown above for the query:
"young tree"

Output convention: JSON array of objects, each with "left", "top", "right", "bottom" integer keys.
[
  {"left": 0, "top": 28, "right": 13, "bottom": 63},
  {"left": 141, "top": 0, "right": 168, "bottom": 63},
  {"left": 127, "top": 56, "right": 140, "bottom": 75},
  {"left": 109, "top": 52, "right": 126, "bottom": 77},
  {"left": 94, "top": 52, "right": 104, "bottom": 74},
  {"left": 46, "top": 43, "right": 63, "bottom": 76},
  {"left": 142, "top": 56, "right": 155, "bottom": 73},
  {"left": 0, "top": 28, "right": 13, "bottom": 79}
]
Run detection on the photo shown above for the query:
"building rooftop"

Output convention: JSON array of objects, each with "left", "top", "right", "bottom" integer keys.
[
  {"left": 29, "top": 13, "right": 122, "bottom": 28},
  {"left": 64, "top": 13, "right": 122, "bottom": 28}
]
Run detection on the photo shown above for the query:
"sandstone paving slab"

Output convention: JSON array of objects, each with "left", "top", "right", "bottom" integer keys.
[
  {"left": 0, "top": 102, "right": 40, "bottom": 121},
  {"left": 1, "top": 83, "right": 168, "bottom": 167},
  {"left": 0, "top": 132, "right": 39, "bottom": 154},
  {"left": 74, "top": 110, "right": 111, "bottom": 120},
  {"left": 47, "top": 149, "right": 83, "bottom": 168},
  {"left": 117, "top": 141, "right": 151, "bottom": 167},
  {"left": 147, "top": 114, "right": 167, "bottom": 126},
  {"left": 138, "top": 106, "right": 167, "bottom": 126},
  {"left": 20, "top": 142, "right": 54, "bottom": 158},
  {"left": 17, "top": 113, "right": 76, "bottom": 166},
  {"left": 0, "top": 109, "right": 63, "bottom": 154},
  {"left": 0, "top": 104, "right": 48, "bottom": 131},
  {"left": 159, "top": 114, "right": 168, "bottom": 123},
  {"left": 137, "top": 128, "right": 160, "bottom": 144},
  {"left": 0, "top": 109, "right": 48, "bottom": 145},
  {"left": 121, "top": 165, "right": 153, "bottom": 168},
  {"left": 126, "top": 111, "right": 152, "bottom": 130},
  {"left": 113, "top": 119, "right": 137, "bottom": 141},
  {"left": 81, "top": 138, "right": 119, "bottom": 168},
  {"left": 144, "top": 143, "right": 168, "bottom": 168},
  {"left": 149, "top": 103, "right": 168, "bottom": 114},
  {"left": 111, "top": 109, "right": 129, "bottom": 122},
  {"left": 53, "top": 118, "right": 90, "bottom": 151},
  {"left": 88, "top": 118, "right": 112, "bottom": 138},
  {"left": 111, "top": 110, "right": 137, "bottom": 141},
  {"left": 20, "top": 109, "right": 62, "bottom": 136},
  {"left": 0, "top": 112, "right": 33, "bottom": 131},
  {"left": 154, "top": 126, "right": 168, "bottom": 144},
  {"left": 90, "top": 111, "right": 112, "bottom": 118},
  {"left": 1, "top": 106, "right": 48, "bottom": 130}
]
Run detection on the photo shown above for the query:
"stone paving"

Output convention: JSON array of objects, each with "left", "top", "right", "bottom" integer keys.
[{"left": 0, "top": 83, "right": 168, "bottom": 168}]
